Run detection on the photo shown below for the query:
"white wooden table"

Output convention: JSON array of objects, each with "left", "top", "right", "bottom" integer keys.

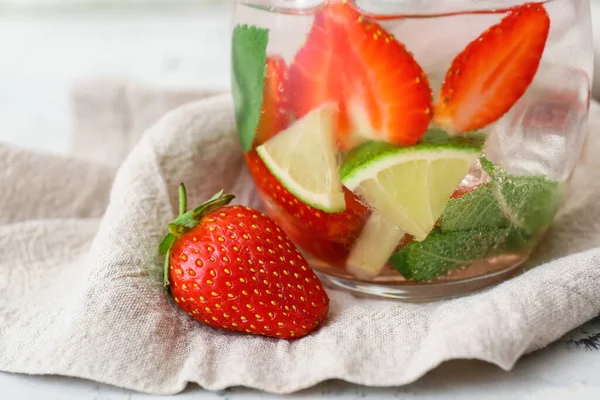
[{"left": 2, "top": 1, "right": 600, "bottom": 398}]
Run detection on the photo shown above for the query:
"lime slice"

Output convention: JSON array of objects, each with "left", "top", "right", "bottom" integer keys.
[
  {"left": 347, "top": 211, "right": 405, "bottom": 280},
  {"left": 256, "top": 106, "right": 346, "bottom": 212},
  {"left": 340, "top": 139, "right": 482, "bottom": 241}
]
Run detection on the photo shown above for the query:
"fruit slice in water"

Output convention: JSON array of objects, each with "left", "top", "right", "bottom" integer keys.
[
  {"left": 340, "top": 140, "right": 481, "bottom": 241},
  {"left": 287, "top": 1, "right": 433, "bottom": 150},
  {"left": 231, "top": 24, "right": 269, "bottom": 152},
  {"left": 245, "top": 150, "right": 369, "bottom": 267},
  {"left": 347, "top": 211, "right": 405, "bottom": 280},
  {"left": 256, "top": 105, "right": 346, "bottom": 213},
  {"left": 434, "top": 3, "right": 550, "bottom": 133},
  {"left": 254, "top": 55, "right": 289, "bottom": 147}
]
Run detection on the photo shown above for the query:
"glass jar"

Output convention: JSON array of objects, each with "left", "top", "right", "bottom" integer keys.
[{"left": 230, "top": 0, "right": 593, "bottom": 300}]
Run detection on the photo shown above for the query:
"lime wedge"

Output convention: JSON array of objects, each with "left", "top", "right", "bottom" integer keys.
[
  {"left": 347, "top": 211, "right": 405, "bottom": 279},
  {"left": 340, "top": 139, "right": 482, "bottom": 240},
  {"left": 256, "top": 106, "right": 346, "bottom": 212}
]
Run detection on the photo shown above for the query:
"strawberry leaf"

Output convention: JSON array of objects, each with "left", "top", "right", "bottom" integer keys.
[
  {"left": 168, "top": 211, "right": 199, "bottom": 234},
  {"left": 159, "top": 184, "right": 235, "bottom": 289},
  {"left": 159, "top": 233, "right": 177, "bottom": 255},
  {"left": 168, "top": 191, "right": 235, "bottom": 234}
]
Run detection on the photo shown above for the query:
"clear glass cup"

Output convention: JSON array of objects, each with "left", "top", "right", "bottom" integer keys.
[{"left": 230, "top": 0, "right": 593, "bottom": 300}]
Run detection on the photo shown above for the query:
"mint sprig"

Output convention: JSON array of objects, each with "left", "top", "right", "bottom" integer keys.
[
  {"left": 390, "top": 228, "right": 516, "bottom": 281},
  {"left": 391, "top": 158, "right": 562, "bottom": 282},
  {"left": 440, "top": 158, "right": 561, "bottom": 234},
  {"left": 231, "top": 24, "right": 269, "bottom": 152}
]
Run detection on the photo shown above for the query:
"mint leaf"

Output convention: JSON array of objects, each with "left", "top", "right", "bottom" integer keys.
[
  {"left": 479, "top": 157, "right": 498, "bottom": 177},
  {"left": 390, "top": 248, "right": 412, "bottom": 280},
  {"left": 440, "top": 166, "right": 561, "bottom": 235},
  {"left": 392, "top": 159, "right": 562, "bottom": 282},
  {"left": 418, "top": 128, "right": 487, "bottom": 148},
  {"left": 496, "top": 174, "right": 561, "bottom": 235},
  {"left": 439, "top": 185, "right": 508, "bottom": 231},
  {"left": 231, "top": 24, "right": 269, "bottom": 152},
  {"left": 390, "top": 228, "right": 515, "bottom": 282}
]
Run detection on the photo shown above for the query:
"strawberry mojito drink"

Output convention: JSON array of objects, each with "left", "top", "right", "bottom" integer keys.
[{"left": 231, "top": 0, "right": 592, "bottom": 299}]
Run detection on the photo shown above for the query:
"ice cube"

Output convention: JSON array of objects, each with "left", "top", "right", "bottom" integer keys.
[
  {"left": 544, "top": 0, "right": 578, "bottom": 44},
  {"left": 541, "top": 0, "right": 593, "bottom": 76},
  {"left": 459, "top": 159, "right": 490, "bottom": 189},
  {"left": 485, "top": 64, "right": 590, "bottom": 182}
]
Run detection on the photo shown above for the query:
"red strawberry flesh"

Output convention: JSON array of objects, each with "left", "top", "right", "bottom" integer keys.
[
  {"left": 162, "top": 188, "right": 329, "bottom": 340},
  {"left": 254, "top": 55, "right": 290, "bottom": 147},
  {"left": 434, "top": 3, "right": 550, "bottom": 133},
  {"left": 288, "top": 1, "right": 433, "bottom": 149},
  {"left": 246, "top": 150, "right": 369, "bottom": 267}
]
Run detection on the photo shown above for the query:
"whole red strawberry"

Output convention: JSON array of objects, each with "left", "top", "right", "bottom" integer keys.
[{"left": 159, "top": 185, "right": 329, "bottom": 339}]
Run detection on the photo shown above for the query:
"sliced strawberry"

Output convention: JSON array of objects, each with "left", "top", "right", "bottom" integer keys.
[
  {"left": 246, "top": 150, "right": 369, "bottom": 266},
  {"left": 287, "top": 8, "right": 348, "bottom": 136},
  {"left": 288, "top": 1, "right": 433, "bottom": 150},
  {"left": 450, "top": 185, "right": 480, "bottom": 199},
  {"left": 333, "top": 4, "right": 434, "bottom": 148},
  {"left": 254, "top": 55, "right": 289, "bottom": 146},
  {"left": 434, "top": 3, "right": 550, "bottom": 133},
  {"left": 262, "top": 199, "right": 356, "bottom": 267}
]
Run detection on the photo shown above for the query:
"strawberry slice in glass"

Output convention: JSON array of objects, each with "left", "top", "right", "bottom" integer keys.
[
  {"left": 245, "top": 150, "right": 369, "bottom": 267},
  {"left": 288, "top": 1, "right": 433, "bottom": 150},
  {"left": 434, "top": 3, "right": 550, "bottom": 133},
  {"left": 254, "top": 55, "right": 290, "bottom": 147}
]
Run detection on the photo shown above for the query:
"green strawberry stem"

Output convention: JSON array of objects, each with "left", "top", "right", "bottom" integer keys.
[
  {"left": 163, "top": 250, "right": 172, "bottom": 288},
  {"left": 179, "top": 184, "right": 187, "bottom": 216},
  {"left": 159, "top": 184, "right": 236, "bottom": 288}
]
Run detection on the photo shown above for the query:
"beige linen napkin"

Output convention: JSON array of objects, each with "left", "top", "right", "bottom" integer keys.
[{"left": 1, "top": 79, "right": 600, "bottom": 395}]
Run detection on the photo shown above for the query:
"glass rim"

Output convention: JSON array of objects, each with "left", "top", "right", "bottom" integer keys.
[{"left": 234, "top": 0, "right": 574, "bottom": 16}]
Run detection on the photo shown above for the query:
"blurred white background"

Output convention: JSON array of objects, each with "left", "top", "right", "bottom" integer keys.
[{"left": 0, "top": 0, "right": 230, "bottom": 153}]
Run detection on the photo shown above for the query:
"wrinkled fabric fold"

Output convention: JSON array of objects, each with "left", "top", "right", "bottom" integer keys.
[{"left": 0, "top": 80, "right": 599, "bottom": 395}]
